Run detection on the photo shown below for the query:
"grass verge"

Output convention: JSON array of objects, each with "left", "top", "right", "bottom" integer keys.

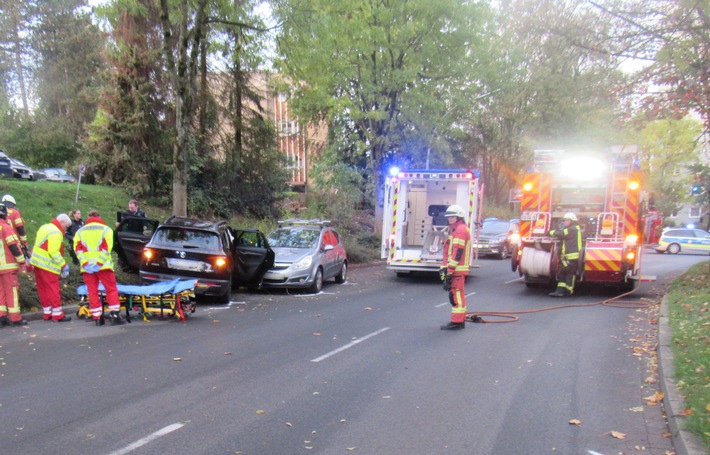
[{"left": 666, "top": 260, "right": 710, "bottom": 449}]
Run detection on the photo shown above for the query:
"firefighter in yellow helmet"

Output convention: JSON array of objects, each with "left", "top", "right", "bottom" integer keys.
[
  {"left": 440, "top": 204, "right": 471, "bottom": 330},
  {"left": 548, "top": 212, "right": 582, "bottom": 297}
]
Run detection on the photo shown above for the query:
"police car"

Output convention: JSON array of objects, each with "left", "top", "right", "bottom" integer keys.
[{"left": 654, "top": 228, "right": 710, "bottom": 254}]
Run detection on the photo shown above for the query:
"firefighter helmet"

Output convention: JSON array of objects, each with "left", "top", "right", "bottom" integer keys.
[
  {"left": 0, "top": 203, "right": 6, "bottom": 218},
  {"left": 1, "top": 194, "right": 15, "bottom": 206},
  {"left": 563, "top": 212, "right": 577, "bottom": 221},
  {"left": 444, "top": 205, "right": 466, "bottom": 218}
]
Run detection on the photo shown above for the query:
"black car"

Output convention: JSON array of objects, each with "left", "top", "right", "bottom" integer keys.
[
  {"left": 0, "top": 153, "right": 12, "bottom": 178},
  {"left": 116, "top": 216, "right": 274, "bottom": 302},
  {"left": 472, "top": 218, "right": 520, "bottom": 259}
]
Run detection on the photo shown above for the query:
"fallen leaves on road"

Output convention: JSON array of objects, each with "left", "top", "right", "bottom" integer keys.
[
  {"left": 677, "top": 408, "right": 694, "bottom": 416},
  {"left": 173, "top": 357, "right": 182, "bottom": 362},
  {"left": 568, "top": 419, "right": 581, "bottom": 425},
  {"left": 256, "top": 410, "right": 265, "bottom": 415},
  {"left": 643, "top": 391, "right": 664, "bottom": 406},
  {"left": 610, "top": 430, "right": 626, "bottom": 439}
]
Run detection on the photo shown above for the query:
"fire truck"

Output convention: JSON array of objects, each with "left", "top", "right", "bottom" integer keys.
[
  {"left": 380, "top": 168, "right": 483, "bottom": 276},
  {"left": 512, "top": 149, "right": 651, "bottom": 290}
]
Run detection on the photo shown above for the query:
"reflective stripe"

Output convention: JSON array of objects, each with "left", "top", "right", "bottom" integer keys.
[
  {"left": 74, "top": 223, "right": 114, "bottom": 272},
  {"left": 30, "top": 224, "right": 65, "bottom": 274}
]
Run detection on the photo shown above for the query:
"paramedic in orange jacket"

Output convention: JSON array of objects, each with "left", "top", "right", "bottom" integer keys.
[
  {"left": 29, "top": 213, "right": 73, "bottom": 322},
  {"left": 440, "top": 204, "right": 471, "bottom": 330},
  {"left": 0, "top": 203, "right": 28, "bottom": 326},
  {"left": 74, "top": 210, "right": 124, "bottom": 326}
]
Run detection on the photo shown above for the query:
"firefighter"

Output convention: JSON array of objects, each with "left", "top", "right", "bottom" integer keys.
[
  {"left": 0, "top": 203, "right": 28, "bottom": 326},
  {"left": 1, "top": 194, "right": 29, "bottom": 256},
  {"left": 548, "top": 212, "right": 582, "bottom": 297},
  {"left": 440, "top": 204, "right": 471, "bottom": 330},
  {"left": 74, "top": 210, "right": 124, "bottom": 326},
  {"left": 29, "top": 213, "right": 73, "bottom": 322}
]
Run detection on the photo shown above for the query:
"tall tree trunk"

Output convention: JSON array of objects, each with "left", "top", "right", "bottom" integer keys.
[{"left": 9, "top": 2, "right": 28, "bottom": 116}]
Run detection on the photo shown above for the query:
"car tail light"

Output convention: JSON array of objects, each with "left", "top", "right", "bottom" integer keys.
[
  {"left": 143, "top": 249, "right": 154, "bottom": 260},
  {"left": 214, "top": 257, "right": 227, "bottom": 268}
]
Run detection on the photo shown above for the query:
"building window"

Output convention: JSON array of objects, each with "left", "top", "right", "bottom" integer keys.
[{"left": 689, "top": 206, "right": 701, "bottom": 218}]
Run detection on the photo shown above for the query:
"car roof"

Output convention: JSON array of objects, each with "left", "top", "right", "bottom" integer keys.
[{"left": 159, "top": 216, "right": 227, "bottom": 231}]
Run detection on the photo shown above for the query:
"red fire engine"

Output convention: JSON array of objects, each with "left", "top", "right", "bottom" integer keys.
[{"left": 511, "top": 149, "right": 652, "bottom": 290}]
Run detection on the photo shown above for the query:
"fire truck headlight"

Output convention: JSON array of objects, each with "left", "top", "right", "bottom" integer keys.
[
  {"left": 523, "top": 182, "right": 533, "bottom": 192},
  {"left": 628, "top": 181, "right": 639, "bottom": 190},
  {"left": 624, "top": 234, "right": 638, "bottom": 247},
  {"left": 626, "top": 251, "right": 636, "bottom": 262},
  {"left": 560, "top": 157, "right": 606, "bottom": 180}
]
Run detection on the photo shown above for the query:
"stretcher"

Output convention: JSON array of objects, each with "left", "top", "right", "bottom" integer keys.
[{"left": 76, "top": 279, "right": 197, "bottom": 322}]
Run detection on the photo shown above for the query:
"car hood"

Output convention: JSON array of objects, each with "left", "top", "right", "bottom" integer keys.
[
  {"left": 476, "top": 232, "right": 507, "bottom": 241},
  {"left": 272, "top": 247, "right": 313, "bottom": 263}
]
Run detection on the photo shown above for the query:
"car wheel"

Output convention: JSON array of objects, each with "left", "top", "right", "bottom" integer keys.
[
  {"left": 498, "top": 244, "right": 509, "bottom": 260},
  {"left": 667, "top": 243, "right": 681, "bottom": 254},
  {"left": 335, "top": 262, "right": 347, "bottom": 284},
  {"left": 309, "top": 268, "right": 323, "bottom": 293}
]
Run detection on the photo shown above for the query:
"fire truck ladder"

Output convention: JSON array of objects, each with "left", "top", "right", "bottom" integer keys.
[{"left": 609, "top": 160, "right": 631, "bottom": 236}]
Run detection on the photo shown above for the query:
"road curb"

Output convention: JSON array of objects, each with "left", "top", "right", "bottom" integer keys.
[{"left": 658, "top": 295, "right": 707, "bottom": 455}]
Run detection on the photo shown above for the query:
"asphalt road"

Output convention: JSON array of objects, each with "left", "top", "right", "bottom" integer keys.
[{"left": 1, "top": 249, "right": 706, "bottom": 455}]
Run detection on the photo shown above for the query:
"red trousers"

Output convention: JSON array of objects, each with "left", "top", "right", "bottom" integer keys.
[
  {"left": 0, "top": 271, "right": 22, "bottom": 322},
  {"left": 34, "top": 268, "right": 66, "bottom": 321},
  {"left": 82, "top": 269, "right": 120, "bottom": 320},
  {"left": 448, "top": 275, "right": 467, "bottom": 323}
]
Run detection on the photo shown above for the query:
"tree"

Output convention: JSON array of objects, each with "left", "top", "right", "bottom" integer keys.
[{"left": 273, "top": 0, "right": 492, "bottom": 226}]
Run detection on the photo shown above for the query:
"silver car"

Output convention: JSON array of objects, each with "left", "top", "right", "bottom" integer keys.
[{"left": 262, "top": 220, "right": 348, "bottom": 293}]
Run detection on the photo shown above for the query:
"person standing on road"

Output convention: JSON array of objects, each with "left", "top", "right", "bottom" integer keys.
[
  {"left": 440, "top": 204, "right": 471, "bottom": 331},
  {"left": 74, "top": 210, "right": 124, "bottom": 326},
  {"left": 0, "top": 203, "right": 28, "bottom": 326},
  {"left": 548, "top": 212, "right": 582, "bottom": 297},
  {"left": 65, "top": 209, "right": 84, "bottom": 265},
  {"left": 29, "top": 213, "right": 72, "bottom": 322},
  {"left": 1, "top": 194, "right": 29, "bottom": 256}
]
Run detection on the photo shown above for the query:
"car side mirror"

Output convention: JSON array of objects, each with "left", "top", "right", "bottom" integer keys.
[{"left": 324, "top": 244, "right": 334, "bottom": 251}]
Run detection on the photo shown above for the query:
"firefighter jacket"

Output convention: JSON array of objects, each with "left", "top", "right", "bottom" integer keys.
[
  {"left": 29, "top": 218, "right": 67, "bottom": 274},
  {"left": 73, "top": 216, "right": 115, "bottom": 273},
  {"left": 549, "top": 223, "right": 582, "bottom": 260},
  {"left": 0, "top": 218, "right": 25, "bottom": 274},
  {"left": 6, "top": 207, "right": 27, "bottom": 247},
  {"left": 442, "top": 218, "right": 471, "bottom": 276}
]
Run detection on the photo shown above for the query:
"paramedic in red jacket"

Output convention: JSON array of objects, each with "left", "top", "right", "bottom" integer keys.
[{"left": 440, "top": 204, "right": 471, "bottom": 330}]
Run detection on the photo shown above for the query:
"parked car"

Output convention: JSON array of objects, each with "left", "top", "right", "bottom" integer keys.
[
  {"left": 9, "top": 158, "right": 34, "bottom": 180},
  {"left": 472, "top": 218, "right": 520, "bottom": 259},
  {"left": 42, "top": 168, "right": 75, "bottom": 183},
  {"left": 654, "top": 228, "right": 710, "bottom": 255},
  {"left": 0, "top": 153, "right": 12, "bottom": 178},
  {"left": 115, "top": 215, "right": 274, "bottom": 302},
  {"left": 262, "top": 219, "right": 348, "bottom": 293}
]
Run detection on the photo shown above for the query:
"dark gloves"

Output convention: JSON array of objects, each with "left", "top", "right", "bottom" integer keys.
[
  {"left": 439, "top": 266, "right": 447, "bottom": 282},
  {"left": 443, "top": 274, "right": 453, "bottom": 292}
]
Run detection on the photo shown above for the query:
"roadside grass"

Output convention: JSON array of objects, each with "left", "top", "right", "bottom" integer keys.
[{"left": 666, "top": 260, "right": 710, "bottom": 449}]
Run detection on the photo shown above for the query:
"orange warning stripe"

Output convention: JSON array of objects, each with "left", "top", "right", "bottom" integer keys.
[{"left": 584, "top": 247, "right": 622, "bottom": 272}]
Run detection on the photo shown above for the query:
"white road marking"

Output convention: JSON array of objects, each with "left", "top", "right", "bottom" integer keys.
[
  {"left": 311, "top": 327, "right": 391, "bottom": 363},
  {"left": 107, "top": 423, "right": 185, "bottom": 455},
  {"left": 587, "top": 450, "right": 605, "bottom": 455},
  {"left": 296, "top": 291, "right": 336, "bottom": 297},
  {"left": 505, "top": 277, "right": 523, "bottom": 284},
  {"left": 207, "top": 301, "right": 246, "bottom": 310}
]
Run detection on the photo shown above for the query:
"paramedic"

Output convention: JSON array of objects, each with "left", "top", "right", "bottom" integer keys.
[
  {"left": 440, "top": 204, "right": 471, "bottom": 330},
  {"left": 29, "top": 213, "right": 73, "bottom": 322},
  {"left": 548, "top": 212, "right": 582, "bottom": 297},
  {"left": 74, "top": 210, "right": 124, "bottom": 326},
  {"left": 1, "top": 194, "right": 29, "bottom": 255},
  {"left": 0, "top": 203, "right": 28, "bottom": 326}
]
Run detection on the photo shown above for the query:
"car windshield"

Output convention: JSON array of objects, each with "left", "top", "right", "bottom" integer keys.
[
  {"left": 152, "top": 227, "right": 221, "bottom": 251},
  {"left": 268, "top": 228, "right": 320, "bottom": 248},
  {"left": 480, "top": 221, "right": 510, "bottom": 234}
]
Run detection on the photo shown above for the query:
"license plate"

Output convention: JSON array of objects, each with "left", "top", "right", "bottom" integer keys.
[
  {"left": 263, "top": 271, "right": 285, "bottom": 280},
  {"left": 168, "top": 258, "right": 203, "bottom": 271}
]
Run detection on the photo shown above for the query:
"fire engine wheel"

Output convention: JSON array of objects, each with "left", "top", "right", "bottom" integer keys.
[{"left": 667, "top": 243, "right": 681, "bottom": 254}]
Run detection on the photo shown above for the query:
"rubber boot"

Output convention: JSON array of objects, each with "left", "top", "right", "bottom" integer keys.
[
  {"left": 440, "top": 321, "right": 465, "bottom": 330},
  {"left": 110, "top": 311, "right": 125, "bottom": 326},
  {"left": 0, "top": 316, "right": 8, "bottom": 326},
  {"left": 10, "top": 319, "right": 28, "bottom": 326},
  {"left": 95, "top": 316, "right": 105, "bottom": 326}
]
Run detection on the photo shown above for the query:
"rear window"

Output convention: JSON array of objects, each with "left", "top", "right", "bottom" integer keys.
[{"left": 152, "top": 227, "right": 222, "bottom": 251}]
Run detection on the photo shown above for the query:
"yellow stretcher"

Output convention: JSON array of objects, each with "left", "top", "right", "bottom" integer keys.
[{"left": 76, "top": 279, "right": 197, "bottom": 322}]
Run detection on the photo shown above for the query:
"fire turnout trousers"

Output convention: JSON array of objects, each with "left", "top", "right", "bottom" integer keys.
[
  {"left": 555, "top": 259, "right": 577, "bottom": 295},
  {"left": 448, "top": 275, "right": 467, "bottom": 323},
  {"left": 82, "top": 269, "right": 120, "bottom": 320},
  {"left": 34, "top": 267, "right": 66, "bottom": 321},
  {"left": 0, "top": 272, "right": 22, "bottom": 323}
]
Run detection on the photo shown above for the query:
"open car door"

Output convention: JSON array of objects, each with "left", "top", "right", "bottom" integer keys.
[
  {"left": 114, "top": 215, "right": 159, "bottom": 271},
  {"left": 231, "top": 228, "right": 275, "bottom": 288}
]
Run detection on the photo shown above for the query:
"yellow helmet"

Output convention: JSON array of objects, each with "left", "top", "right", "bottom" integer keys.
[{"left": 444, "top": 205, "right": 466, "bottom": 218}]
